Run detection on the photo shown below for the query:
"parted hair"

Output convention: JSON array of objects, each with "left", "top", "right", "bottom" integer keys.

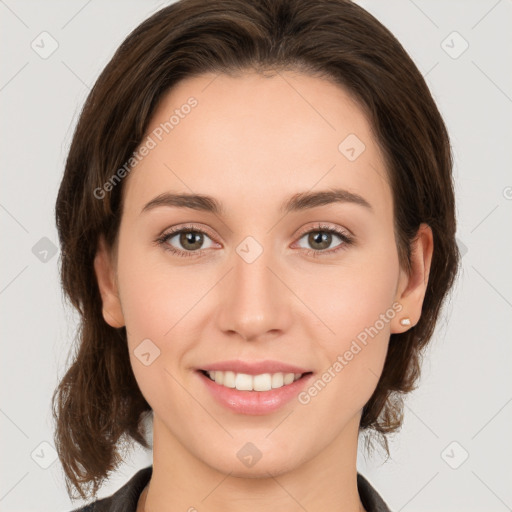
[{"left": 53, "top": 0, "right": 460, "bottom": 501}]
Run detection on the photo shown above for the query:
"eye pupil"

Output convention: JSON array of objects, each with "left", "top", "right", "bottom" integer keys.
[{"left": 309, "top": 231, "right": 331, "bottom": 250}]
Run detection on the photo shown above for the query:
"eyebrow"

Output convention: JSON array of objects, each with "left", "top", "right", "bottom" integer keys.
[{"left": 140, "top": 188, "right": 373, "bottom": 216}]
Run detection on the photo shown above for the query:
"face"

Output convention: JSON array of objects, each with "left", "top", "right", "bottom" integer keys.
[{"left": 95, "top": 70, "right": 431, "bottom": 478}]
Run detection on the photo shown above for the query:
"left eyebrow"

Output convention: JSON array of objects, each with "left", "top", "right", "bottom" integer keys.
[
  {"left": 280, "top": 188, "right": 373, "bottom": 215},
  {"left": 140, "top": 188, "right": 373, "bottom": 216}
]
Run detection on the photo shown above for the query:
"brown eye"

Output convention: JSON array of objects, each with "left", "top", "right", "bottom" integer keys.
[
  {"left": 178, "top": 231, "right": 204, "bottom": 251},
  {"left": 307, "top": 231, "right": 333, "bottom": 250},
  {"left": 158, "top": 228, "right": 216, "bottom": 256},
  {"left": 296, "top": 228, "right": 350, "bottom": 253}
]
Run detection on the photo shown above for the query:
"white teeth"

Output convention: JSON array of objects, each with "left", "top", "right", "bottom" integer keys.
[
  {"left": 284, "top": 373, "right": 294, "bottom": 385},
  {"left": 235, "top": 373, "right": 254, "bottom": 390},
  {"left": 205, "top": 370, "right": 304, "bottom": 391},
  {"left": 271, "top": 373, "right": 284, "bottom": 388},
  {"left": 253, "top": 373, "right": 272, "bottom": 391},
  {"left": 223, "top": 371, "right": 236, "bottom": 388}
]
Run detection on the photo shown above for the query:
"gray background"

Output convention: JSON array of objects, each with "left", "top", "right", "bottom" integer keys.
[{"left": 1, "top": 0, "right": 511, "bottom": 511}]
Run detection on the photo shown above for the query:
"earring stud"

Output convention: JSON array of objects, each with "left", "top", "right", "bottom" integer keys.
[{"left": 400, "top": 317, "right": 411, "bottom": 326}]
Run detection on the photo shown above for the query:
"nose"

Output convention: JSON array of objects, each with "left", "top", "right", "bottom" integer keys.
[{"left": 215, "top": 243, "right": 292, "bottom": 342}]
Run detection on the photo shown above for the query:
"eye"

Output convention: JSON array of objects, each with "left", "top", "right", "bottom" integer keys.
[
  {"left": 155, "top": 224, "right": 217, "bottom": 258},
  {"left": 294, "top": 224, "right": 354, "bottom": 256}
]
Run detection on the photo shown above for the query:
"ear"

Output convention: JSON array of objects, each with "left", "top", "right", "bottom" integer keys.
[
  {"left": 93, "top": 234, "right": 125, "bottom": 328},
  {"left": 392, "top": 223, "right": 434, "bottom": 333}
]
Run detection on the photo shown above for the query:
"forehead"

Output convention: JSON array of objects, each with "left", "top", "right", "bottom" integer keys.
[{"left": 122, "top": 71, "right": 391, "bottom": 220}]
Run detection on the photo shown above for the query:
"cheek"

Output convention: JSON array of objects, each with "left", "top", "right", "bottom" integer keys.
[
  {"left": 119, "top": 276, "right": 175, "bottom": 340},
  {"left": 116, "top": 244, "right": 209, "bottom": 380},
  {"left": 310, "top": 238, "right": 400, "bottom": 340},
  {"left": 116, "top": 241, "right": 196, "bottom": 339},
  {"left": 303, "top": 240, "right": 399, "bottom": 406},
  {"left": 116, "top": 254, "right": 197, "bottom": 413},
  {"left": 299, "top": 296, "right": 395, "bottom": 435}
]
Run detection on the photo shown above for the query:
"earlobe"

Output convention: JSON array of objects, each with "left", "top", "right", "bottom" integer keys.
[
  {"left": 392, "top": 223, "right": 434, "bottom": 333},
  {"left": 93, "top": 234, "right": 125, "bottom": 328}
]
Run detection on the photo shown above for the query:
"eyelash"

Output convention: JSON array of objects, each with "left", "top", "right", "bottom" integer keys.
[{"left": 154, "top": 223, "right": 354, "bottom": 259}]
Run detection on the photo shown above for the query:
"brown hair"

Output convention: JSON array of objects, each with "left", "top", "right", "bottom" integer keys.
[{"left": 53, "top": 0, "right": 460, "bottom": 501}]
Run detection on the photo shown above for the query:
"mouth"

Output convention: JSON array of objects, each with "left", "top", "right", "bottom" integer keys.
[
  {"left": 197, "top": 368, "right": 315, "bottom": 415},
  {"left": 198, "top": 369, "right": 314, "bottom": 392}
]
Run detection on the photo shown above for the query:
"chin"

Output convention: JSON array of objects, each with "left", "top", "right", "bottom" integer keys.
[{"left": 201, "top": 446, "right": 304, "bottom": 478}]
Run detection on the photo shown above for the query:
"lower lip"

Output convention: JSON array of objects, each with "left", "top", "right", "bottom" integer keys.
[{"left": 197, "top": 370, "right": 314, "bottom": 415}]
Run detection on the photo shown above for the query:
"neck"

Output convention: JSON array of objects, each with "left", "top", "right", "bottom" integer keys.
[{"left": 140, "top": 414, "right": 366, "bottom": 512}]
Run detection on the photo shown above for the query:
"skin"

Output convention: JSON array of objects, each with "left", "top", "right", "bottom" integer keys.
[{"left": 94, "top": 70, "right": 433, "bottom": 512}]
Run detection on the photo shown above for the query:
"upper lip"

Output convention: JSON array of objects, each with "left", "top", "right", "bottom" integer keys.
[{"left": 198, "top": 360, "right": 312, "bottom": 375}]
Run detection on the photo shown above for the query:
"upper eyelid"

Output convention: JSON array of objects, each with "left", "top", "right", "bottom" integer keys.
[
  {"left": 295, "top": 223, "right": 351, "bottom": 238},
  {"left": 163, "top": 223, "right": 217, "bottom": 239},
  {"left": 163, "top": 222, "right": 350, "bottom": 236}
]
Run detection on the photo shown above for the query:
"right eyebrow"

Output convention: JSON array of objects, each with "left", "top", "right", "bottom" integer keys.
[{"left": 141, "top": 192, "right": 224, "bottom": 216}]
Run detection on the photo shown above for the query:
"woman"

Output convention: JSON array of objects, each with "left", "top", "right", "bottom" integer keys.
[{"left": 52, "top": 0, "right": 460, "bottom": 511}]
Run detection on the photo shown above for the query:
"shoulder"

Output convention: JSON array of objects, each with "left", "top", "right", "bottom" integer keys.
[
  {"left": 357, "top": 472, "right": 393, "bottom": 512},
  {"left": 68, "top": 466, "right": 153, "bottom": 512}
]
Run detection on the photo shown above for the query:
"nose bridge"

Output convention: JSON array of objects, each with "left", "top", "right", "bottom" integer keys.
[{"left": 217, "top": 235, "right": 289, "bottom": 341}]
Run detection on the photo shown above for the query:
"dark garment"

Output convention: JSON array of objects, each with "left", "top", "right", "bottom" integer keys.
[{"left": 70, "top": 465, "right": 392, "bottom": 512}]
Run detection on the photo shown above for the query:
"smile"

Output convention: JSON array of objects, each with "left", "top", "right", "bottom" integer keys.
[
  {"left": 201, "top": 370, "right": 308, "bottom": 391},
  {"left": 197, "top": 369, "right": 315, "bottom": 415}
]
